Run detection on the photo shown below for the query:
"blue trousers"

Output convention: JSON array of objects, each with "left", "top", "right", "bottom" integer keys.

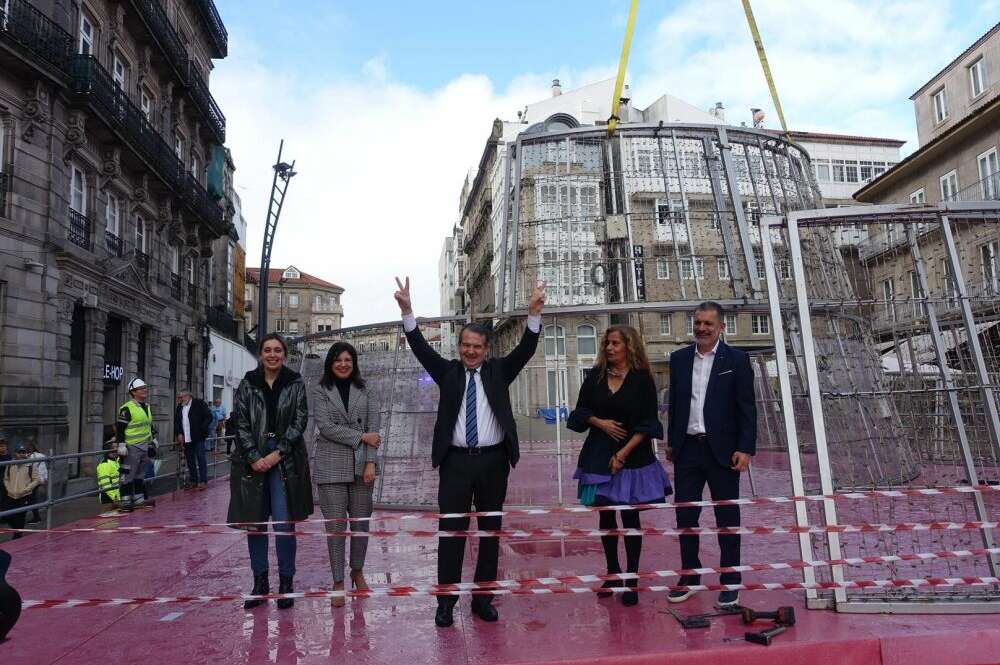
[
  {"left": 184, "top": 440, "right": 208, "bottom": 484},
  {"left": 247, "top": 461, "right": 296, "bottom": 578}
]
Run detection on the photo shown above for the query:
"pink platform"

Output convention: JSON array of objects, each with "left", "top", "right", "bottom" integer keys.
[{"left": 3, "top": 447, "right": 1000, "bottom": 665}]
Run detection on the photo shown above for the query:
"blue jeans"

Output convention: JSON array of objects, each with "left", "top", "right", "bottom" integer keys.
[
  {"left": 184, "top": 440, "right": 208, "bottom": 484},
  {"left": 247, "top": 448, "right": 296, "bottom": 578}
]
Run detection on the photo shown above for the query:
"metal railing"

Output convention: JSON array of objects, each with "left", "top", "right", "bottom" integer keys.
[
  {"left": 206, "top": 304, "right": 238, "bottom": 340},
  {"left": 104, "top": 230, "right": 124, "bottom": 257},
  {"left": 0, "top": 436, "right": 234, "bottom": 533},
  {"left": 188, "top": 64, "right": 225, "bottom": 142},
  {"left": 191, "top": 0, "right": 228, "bottom": 57},
  {"left": 67, "top": 209, "right": 92, "bottom": 250},
  {"left": 182, "top": 172, "right": 226, "bottom": 236},
  {"left": 954, "top": 171, "right": 1000, "bottom": 203},
  {"left": 134, "top": 248, "right": 150, "bottom": 279},
  {"left": 170, "top": 272, "right": 182, "bottom": 300},
  {"left": 187, "top": 281, "right": 197, "bottom": 305},
  {"left": 0, "top": 0, "right": 74, "bottom": 77}
]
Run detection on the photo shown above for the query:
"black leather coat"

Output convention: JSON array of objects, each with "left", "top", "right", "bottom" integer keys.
[{"left": 227, "top": 365, "right": 314, "bottom": 530}]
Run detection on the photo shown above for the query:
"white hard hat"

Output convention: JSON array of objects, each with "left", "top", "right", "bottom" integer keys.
[{"left": 127, "top": 378, "right": 149, "bottom": 392}]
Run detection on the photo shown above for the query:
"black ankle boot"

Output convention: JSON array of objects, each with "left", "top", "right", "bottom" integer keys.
[
  {"left": 597, "top": 579, "right": 623, "bottom": 599},
  {"left": 277, "top": 575, "right": 294, "bottom": 609},
  {"left": 621, "top": 578, "right": 638, "bottom": 606},
  {"left": 244, "top": 572, "right": 269, "bottom": 609}
]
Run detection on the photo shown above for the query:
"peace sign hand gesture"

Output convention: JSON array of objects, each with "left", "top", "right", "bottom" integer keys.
[{"left": 394, "top": 276, "right": 413, "bottom": 315}]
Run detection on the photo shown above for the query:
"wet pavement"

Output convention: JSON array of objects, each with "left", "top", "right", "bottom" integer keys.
[{"left": 2, "top": 446, "right": 999, "bottom": 664}]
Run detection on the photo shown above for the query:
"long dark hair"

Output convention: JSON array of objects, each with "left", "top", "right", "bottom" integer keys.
[{"left": 320, "top": 341, "right": 366, "bottom": 389}]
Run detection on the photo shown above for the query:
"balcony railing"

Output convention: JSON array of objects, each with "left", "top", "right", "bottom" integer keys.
[
  {"left": 188, "top": 64, "right": 225, "bottom": 142},
  {"left": 134, "top": 249, "right": 150, "bottom": 278},
  {"left": 0, "top": 0, "right": 74, "bottom": 77},
  {"left": 206, "top": 304, "right": 238, "bottom": 340},
  {"left": 68, "top": 209, "right": 92, "bottom": 250},
  {"left": 170, "top": 272, "right": 182, "bottom": 300},
  {"left": 0, "top": 172, "right": 8, "bottom": 215},
  {"left": 182, "top": 173, "right": 226, "bottom": 236},
  {"left": 105, "top": 231, "right": 124, "bottom": 257},
  {"left": 129, "top": 0, "right": 188, "bottom": 81},
  {"left": 191, "top": 0, "right": 228, "bottom": 57},
  {"left": 70, "top": 55, "right": 186, "bottom": 191}
]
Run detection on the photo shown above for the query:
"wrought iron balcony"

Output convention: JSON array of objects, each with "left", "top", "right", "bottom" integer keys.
[
  {"left": 0, "top": 0, "right": 74, "bottom": 78},
  {"left": 68, "top": 209, "right": 92, "bottom": 251},
  {"left": 188, "top": 64, "right": 225, "bottom": 143},
  {"left": 129, "top": 0, "right": 189, "bottom": 81},
  {"left": 70, "top": 55, "right": 186, "bottom": 191},
  {"left": 206, "top": 304, "right": 238, "bottom": 340},
  {"left": 135, "top": 249, "right": 150, "bottom": 278},
  {"left": 105, "top": 231, "right": 124, "bottom": 257},
  {"left": 170, "top": 272, "right": 182, "bottom": 300},
  {"left": 182, "top": 173, "right": 226, "bottom": 236},
  {"left": 191, "top": 0, "right": 228, "bottom": 58}
]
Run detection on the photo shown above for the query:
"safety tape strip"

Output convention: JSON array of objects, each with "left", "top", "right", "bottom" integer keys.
[
  {"left": 22, "top": 575, "right": 1000, "bottom": 609},
  {"left": 80, "top": 483, "right": 1000, "bottom": 527},
  {"left": 7, "top": 520, "right": 999, "bottom": 538}
]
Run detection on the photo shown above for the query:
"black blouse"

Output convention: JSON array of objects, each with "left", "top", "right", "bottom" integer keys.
[{"left": 567, "top": 368, "right": 663, "bottom": 474}]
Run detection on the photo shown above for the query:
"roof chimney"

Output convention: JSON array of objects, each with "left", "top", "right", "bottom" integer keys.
[
  {"left": 551, "top": 79, "right": 562, "bottom": 97},
  {"left": 712, "top": 101, "right": 725, "bottom": 123}
]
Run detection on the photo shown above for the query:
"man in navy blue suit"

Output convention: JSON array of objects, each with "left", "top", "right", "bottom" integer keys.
[{"left": 666, "top": 301, "right": 756, "bottom": 607}]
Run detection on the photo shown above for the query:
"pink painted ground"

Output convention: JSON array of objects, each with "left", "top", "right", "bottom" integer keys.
[{"left": 3, "top": 445, "right": 999, "bottom": 664}]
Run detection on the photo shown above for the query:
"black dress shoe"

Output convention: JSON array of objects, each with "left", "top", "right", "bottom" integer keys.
[
  {"left": 597, "top": 580, "right": 622, "bottom": 599},
  {"left": 434, "top": 603, "right": 454, "bottom": 627},
  {"left": 621, "top": 579, "right": 638, "bottom": 606},
  {"left": 244, "top": 572, "right": 269, "bottom": 609},
  {"left": 276, "top": 575, "right": 294, "bottom": 610},
  {"left": 471, "top": 599, "right": 498, "bottom": 622}
]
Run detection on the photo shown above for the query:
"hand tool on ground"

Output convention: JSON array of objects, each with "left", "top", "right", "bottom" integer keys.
[
  {"left": 745, "top": 624, "right": 788, "bottom": 646},
  {"left": 741, "top": 606, "right": 796, "bottom": 626},
  {"left": 661, "top": 605, "right": 743, "bottom": 629}
]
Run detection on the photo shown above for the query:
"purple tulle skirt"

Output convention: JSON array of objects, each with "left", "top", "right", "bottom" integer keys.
[{"left": 573, "top": 461, "right": 672, "bottom": 505}]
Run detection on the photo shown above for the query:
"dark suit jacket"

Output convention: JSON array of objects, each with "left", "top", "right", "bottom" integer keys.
[
  {"left": 174, "top": 398, "right": 215, "bottom": 443},
  {"left": 667, "top": 341, "right": 757, "bottom": 467},
  {"left": 405, "top": 322, "right": 539, "bottom": 469}
]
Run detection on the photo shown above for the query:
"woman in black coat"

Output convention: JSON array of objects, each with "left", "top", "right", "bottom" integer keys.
[
  {"left": 228, "top": 333, "right": 313, "bottom": 610},
  {"left": 568, "top": 325, "right": 670, "bottom": 607}
]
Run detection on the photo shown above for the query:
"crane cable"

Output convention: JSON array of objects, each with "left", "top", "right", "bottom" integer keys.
[
  {"left": 607, "top": 0, "right": 639, "bottom": 136},
  {"left": 741, "top": 0, "right": 792, "bottom": 143}
]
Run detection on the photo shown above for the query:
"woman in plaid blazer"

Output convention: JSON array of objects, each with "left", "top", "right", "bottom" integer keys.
[{"left": 312, "top": 341, "right": 381, "bottom": 607}]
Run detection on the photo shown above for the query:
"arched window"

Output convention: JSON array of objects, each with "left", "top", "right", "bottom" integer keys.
[
  {"left": 576, "top": 324, "right": 596, "bottom": 356},
  {"left": 544, "top": 325, "right": 565, "bottom": 357}
]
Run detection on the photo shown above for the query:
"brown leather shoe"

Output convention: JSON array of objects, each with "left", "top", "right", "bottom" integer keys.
[
  {"left": 350, "top": 570, "right": 369, "bottom": 591},
  {"left": 331, "top": 581, "right": 346, "bottom": 607}
]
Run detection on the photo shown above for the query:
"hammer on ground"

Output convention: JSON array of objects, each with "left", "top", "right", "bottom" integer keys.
[
  {"left": 745, "top": 625, "right": 788, "bottom": 646},
  {"left": 740, "top": 606, "right": 796, "bottom": 626}
]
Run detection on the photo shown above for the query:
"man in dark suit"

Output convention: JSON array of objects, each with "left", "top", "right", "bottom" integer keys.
[
  {"left": 393, "top": 276, "right": 545, "bottom": 628},
  {"left": 666, "top": 301, "right": 756, "bottom": 607},
  {"left": 174, "top": 390, "right": 215, "bottom": 490}
]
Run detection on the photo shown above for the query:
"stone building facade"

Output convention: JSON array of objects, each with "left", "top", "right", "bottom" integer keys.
[
  {"left": 0, "top": 0, "right": 232, "bottom": 483},
  {"left": 244, "top": 265, "right": 345, "bottom": 355}
]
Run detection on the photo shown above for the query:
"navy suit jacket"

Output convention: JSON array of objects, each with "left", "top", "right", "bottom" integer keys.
[{"left": 667, "top": 341, "right": 757, "bottom": 467}]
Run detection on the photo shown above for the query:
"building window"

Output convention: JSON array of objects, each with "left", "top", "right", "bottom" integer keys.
[
  {"left": 724, "top": 313, "right": 737, "bottom": 335},
  {"left": 932, "top": 88, "right": 948, "bottom": 124},
  {"left": 981, "top": 241, "right": 999, "bottom": 294},
  {"left": 778, "top": 258, "right": 792, "bottom": 280},
  {"left": 546, "top": 368, "right": 567, "bottom": 406},
  {"left": 751, "top": 314, "right": 770, "bottom": 335},
  {"left": 909, "top": 188, "right": 925, "bottom": 204},
  {"left": 174, "top": 133, "right": 183, "bottom": 160},
  {"left": 659, "top": 314, "right": 672, "bottom": 336},
  {"left": 978, "top": 148, "right": 999, "bottom": 199},
  {"left": 544, "top": 325, "right": 565, "bottom": 356},
  {"left": 832, "top": 160, "right": 845, "bottom": 182},
  {"left": 106, "top": 193, "right": 120, "bottom": 236},
  {"left": 275, "top": 319, "right": 285, "bottom": 332},
  {"left": 78, "top": 13, "right": 94, "bottom": 55},
  {"left": 940, "top": 258, "right": 958, "bottom": 306},
  {"left": 686, "top": 313, "right": 694, "bottom": 336},
  {"left": 191, "top": 154, "right": 200, "bottom": 179},
  {"left": 577, "top": 324, "right": 597, "bottom": 355},
  {"left": 909, "top": 271, "right": 925, "bottom": 317},
  {"left": 969, "top": 57, "right": 986, "bottom": 98},
  {"left": 813, "top": 159, "right": 831, "bottom": 182},
  {"left": 135, "top": 215, "right": 146, "bottom": 252},
  {"left": 655, "top": 257, "right": 670, "bottom": 279},
  {"left": 169, "top": 245, "right": 179, "bottom": 274},
  {"left": 283, "top": 267, "right": 300, "bottom": 279},
  {"left": 140, "top": 89, "right": 152, "bottom": 120},
  {"left": 288, "top": 320, "right": 299, "bottom": 334},
  {"left": 226, "top": 242, "right": 234, "bottom": 309},
  {"left": 287, "top": 293, "right": 299, "bottom": 308},
  {"left": 187, "top": 253, "right": 195, "bottom": 284},
  {"left": 939, "top": 170, "right": 959, "bottom": 202},
  {"left": 679, "top": 257, "right": 705, "bottom": 280},
  {"left": 112, "top": 54, "right": 127, "bottom": 89},
  {"left": 713, "top": 258, "right": 728, "bottom": 281},
  {"left": 881, "top": 278, "right": 895, "bottom": 322},
  {"left": 70, "top": 165, "right": 87, "bottom": 214}
]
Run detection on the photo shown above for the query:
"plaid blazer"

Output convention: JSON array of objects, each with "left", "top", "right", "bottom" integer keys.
[{"left": 311, "top": 382, "right": 380, "bottom": 484}]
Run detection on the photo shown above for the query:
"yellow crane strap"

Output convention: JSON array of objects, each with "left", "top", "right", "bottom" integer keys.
[
  {"left": 608, "top": 0, "right": 640, "bottom": 136},
  {"left": 741, "top": 0, "right": 792, "bottom": 143}
]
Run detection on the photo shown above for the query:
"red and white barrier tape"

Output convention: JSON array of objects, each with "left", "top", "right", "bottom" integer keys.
[
  {"left": 7, "top": 520, "right": 999, "bottom": 538},
  {"left": 21, "top": 575, "right": 1000, "bottom": 609}
]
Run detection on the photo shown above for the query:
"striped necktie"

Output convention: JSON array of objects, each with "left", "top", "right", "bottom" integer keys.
[{"left": 465, "top": 368, "right": 478, "bottom": 448}]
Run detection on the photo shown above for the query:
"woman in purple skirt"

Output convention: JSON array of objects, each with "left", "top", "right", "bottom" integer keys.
[{"left": 567, "top": 325, "right": 671, "bottom": 606}]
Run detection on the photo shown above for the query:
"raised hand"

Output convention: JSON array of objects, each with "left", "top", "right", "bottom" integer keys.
[
  {"left": 394, "top": 276, "right": 412, "bottom": 315},
  {"left": 528, "top": 280, "right": 547, "bottom": 316}
]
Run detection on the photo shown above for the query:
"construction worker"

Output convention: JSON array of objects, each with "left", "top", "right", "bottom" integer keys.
[
  {"left": 96, "top": 442, "right": 121, "bottom": 506},
  {"left": 115, "top": 378, "right": 158, "bottom": 512}
]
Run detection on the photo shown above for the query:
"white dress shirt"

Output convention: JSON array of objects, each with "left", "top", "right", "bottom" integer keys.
[
  {"left": 181, "top": 401, "right": 193, "bottom": 443},
  {"left": 686, "top": 339, "right": 720, "bottom": 435},
  {"left": 401, "top": 313, "right": 541, "bottom": 447}
]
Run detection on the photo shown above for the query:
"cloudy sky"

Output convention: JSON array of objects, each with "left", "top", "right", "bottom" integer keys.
[{"left": 213, "top": 0, "right": 998, "bottom": 325}]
